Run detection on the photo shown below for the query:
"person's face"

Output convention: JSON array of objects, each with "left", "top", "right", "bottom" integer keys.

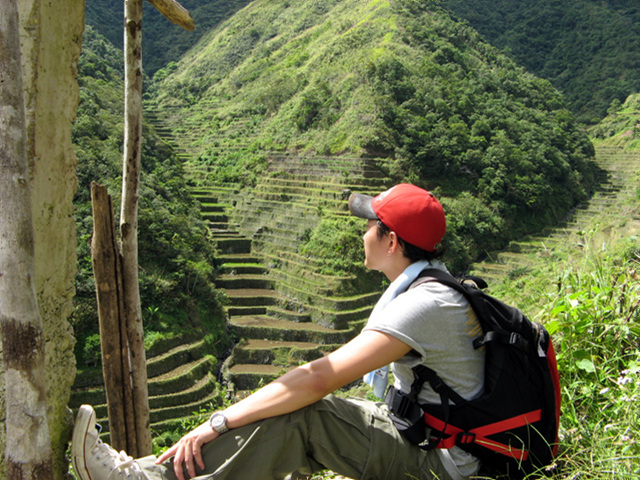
[{"left": 363, "top": 219, "right": 389, "bottom": 272}]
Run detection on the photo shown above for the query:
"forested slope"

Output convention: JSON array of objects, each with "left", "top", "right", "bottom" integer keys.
[
  {"left": 441, "top": 0, "right": 640, "bottom": 123},
  {"left": 152, "top": 0, "right": 597, "bottom": 272},
  {"left": 86, "top": 0, "right": 640, "bottom": 124},
  {"left": 85, "top": 0, "right": 252, "bottom": 75}
]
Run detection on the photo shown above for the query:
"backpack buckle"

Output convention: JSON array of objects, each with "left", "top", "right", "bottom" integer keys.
[
  {"left": 396, "top": 395, "right": 412, "bottom": 417},
  {"left": 385, "top": 386, "right": 414, "bottom": 417},
  {"left": 457, "top": 431, "right": 476, "bottom": 445}
]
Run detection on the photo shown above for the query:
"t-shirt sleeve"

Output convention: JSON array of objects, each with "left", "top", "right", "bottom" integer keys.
[
  {"left": 362, "top": 281, "right": 485, "bottom": 402},
  {"left": 363, "top": 287, "right": 441, "bottom": 356}
]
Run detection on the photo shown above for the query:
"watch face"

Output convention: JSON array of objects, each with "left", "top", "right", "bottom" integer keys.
[
  {"left": 211, "top": 414, "right": 225, "bottom": 428},
  {"left": 210, "top": 413, "right": 227, "bottom": 433}
]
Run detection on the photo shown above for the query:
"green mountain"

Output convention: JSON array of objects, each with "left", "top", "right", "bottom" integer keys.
[
  {"left": 440, "top": 0, "right": 640, "bottom": 124},
  {"left": 86, "top": 0, "right": 640, "bottom": 124},
  {"left": 152, "top": 0, "right": 597, "bottom": 270},
  {"left": 73, "top": 3, "right": 640, "bottom": 471},
  {"left": 85, "top": 0, "right": 252, "bottom": 76}
]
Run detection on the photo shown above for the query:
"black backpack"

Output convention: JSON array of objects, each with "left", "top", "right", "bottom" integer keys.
[{"left": 387, "top": 269, "right": 561, "bottom": 477}]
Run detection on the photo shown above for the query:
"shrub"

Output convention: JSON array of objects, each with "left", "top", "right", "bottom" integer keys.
[{"left": 82, "top": 334, "right": 102, "bottom": 368}]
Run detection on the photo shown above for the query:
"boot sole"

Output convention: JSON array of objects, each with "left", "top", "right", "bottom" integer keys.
[{"left": 71, "top": 405, "right": 96, "bottom": 480}]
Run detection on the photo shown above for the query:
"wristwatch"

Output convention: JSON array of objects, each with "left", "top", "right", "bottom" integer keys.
[{"left": 209, "top": 412, "right": 229, "bottom": 435}]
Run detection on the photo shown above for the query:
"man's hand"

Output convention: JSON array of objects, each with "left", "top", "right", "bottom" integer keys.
[{"left": 155, "top": 421, "right": 217, "bottom": 480}]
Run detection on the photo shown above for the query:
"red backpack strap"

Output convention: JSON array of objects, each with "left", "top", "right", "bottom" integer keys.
[
  {"left": 546, "top": 339, "right": 562, "bottom": 456},
  {"left": 424, "top": 409, "right": 543, "bottom": 461}
]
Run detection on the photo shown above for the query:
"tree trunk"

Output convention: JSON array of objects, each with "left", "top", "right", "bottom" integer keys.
[
  {"left": 0, "top": 1, "right": 54, "bottom": 478},
  {"left": 90, "top": 183, "right": 138, "bottom": 455},
  {"left": 121, "top": 0, "right": 152, "bottom": 457}
]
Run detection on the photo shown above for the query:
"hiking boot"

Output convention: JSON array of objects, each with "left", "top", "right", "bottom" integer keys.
[{"left": 71, "top": 405, "right": 147, "bottom": 480}]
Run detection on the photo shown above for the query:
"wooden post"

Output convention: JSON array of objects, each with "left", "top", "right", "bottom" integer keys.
[
  {"left": 121, "top": 0, "right": 152, "bottom": 457},
  {"left": 90, "top": 183, "right": 138, "bottom": 455}
]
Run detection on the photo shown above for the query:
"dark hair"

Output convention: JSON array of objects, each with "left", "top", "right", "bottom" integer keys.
[{"left": 376, "top": 220, "right": 444, "bottom": 262}]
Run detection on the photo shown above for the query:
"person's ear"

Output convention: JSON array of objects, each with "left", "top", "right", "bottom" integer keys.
[{"left": 387, "top": 231, "right": 399, "bottom": 255}]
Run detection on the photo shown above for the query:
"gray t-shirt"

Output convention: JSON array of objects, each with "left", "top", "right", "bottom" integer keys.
[{"left": 363, "top": 264, "right": 485, "bottom": 475}]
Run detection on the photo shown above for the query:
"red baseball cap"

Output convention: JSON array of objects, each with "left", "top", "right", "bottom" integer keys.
[{"left": 348, "top": 184, "right": 446, "bottom": 252}]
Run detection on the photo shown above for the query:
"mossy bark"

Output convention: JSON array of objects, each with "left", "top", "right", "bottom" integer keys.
[{"left": 0, "top": 1, "right": 83, "bottom": 478}]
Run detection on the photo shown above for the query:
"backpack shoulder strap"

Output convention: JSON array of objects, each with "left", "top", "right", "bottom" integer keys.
[
  {"left": 405, "top": 270, "right": 474, "bottom": 426},
  {"left": 410, "top": 268, "right": 464, "bottom": 291},
  {"left": 410, "top": 268, "right": 487, "bottom": 296},
  {"left": 413, "top": 268, "right": 533, "bottom": 353}
]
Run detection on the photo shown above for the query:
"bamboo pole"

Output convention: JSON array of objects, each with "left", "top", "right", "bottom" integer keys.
[
  {"left": 146, "top": 0, "right": 195, "bottom": 31},
  {"left": 121, "top": 0, "right": 152, "bottom": 457}
]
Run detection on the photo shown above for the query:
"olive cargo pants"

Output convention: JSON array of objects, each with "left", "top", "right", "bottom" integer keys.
[{"left": 136, "top": 395, "right": 456, "bottom": 480}]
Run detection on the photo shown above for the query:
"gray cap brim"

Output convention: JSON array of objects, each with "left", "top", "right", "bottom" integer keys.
[{"left": 348, "top": 192, "right": 378, "bottom": 219}]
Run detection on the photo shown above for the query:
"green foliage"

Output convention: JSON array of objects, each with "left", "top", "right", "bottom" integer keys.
[
  {"left": 82, "top": 334, "right": 102, "bottom": 368},
  {"left": 590, "top": 93, "right": 640, "bottom": 151},
  {"left": 486, "top": 210, "right": 640, "bottom": 479},
  {"left": 178, "top": 402, "right": 217, "bottom": 433},
  {"left": 151, "top": 401, "right": 218, "bottom": 455},
  {"left": 440, "top": 192, "right": 507, "bottom": 273},
  {"left": 440, "top": 0, "right": 640, "bottom": 124},
  {"left": 536, "top": 240, "right": 640, "bottom": 476},
  {"left": 72, "top": 27, "right": 227, "bottom": 364},
  {"left": 298, "top": 216, "right": 366, "bottom": 276},
  {"left": 151, "top": 429, "right": 183, "bottom": 457},
  {"left": 77, "top": 26, "right": 124, "bottom": 82}
]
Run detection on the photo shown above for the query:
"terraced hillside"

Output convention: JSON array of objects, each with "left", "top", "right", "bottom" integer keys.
[
  {"left": 69, "top": 333, "right": 224, "bottom": 437},
  {"left": 69, "top": 113, "right": 392, "bottom": 431},
  {"left": 188, "top": 152, "right": 391, "bottom": 393},
  {"left": 70, "top": 136, "right": 638, "bottom": 432},
  {"left": 470, "top": 146, "right": 640, "bottom": 282},
  {"left": 202, "top": 145, "right": 639, "bottom": 395}
]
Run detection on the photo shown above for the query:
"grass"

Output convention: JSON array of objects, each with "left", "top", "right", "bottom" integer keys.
[
  {"left": 488, "top": 232, "right": 640, "bottom": 477},
  {"left": 542, "top": 245, "right": 639, "bottom": 477}
]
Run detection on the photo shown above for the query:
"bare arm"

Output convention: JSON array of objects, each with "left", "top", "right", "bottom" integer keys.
[{"left": 156, "top": 330, "right": 412, "bottom": 479}]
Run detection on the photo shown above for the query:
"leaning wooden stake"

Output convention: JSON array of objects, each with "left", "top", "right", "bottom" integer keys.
[
  {"left": 90, "top": 182, "right": 138, "bottom": 455},
  {"left": 121, "top": 0, "right": 152, "bottom": 457}
]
